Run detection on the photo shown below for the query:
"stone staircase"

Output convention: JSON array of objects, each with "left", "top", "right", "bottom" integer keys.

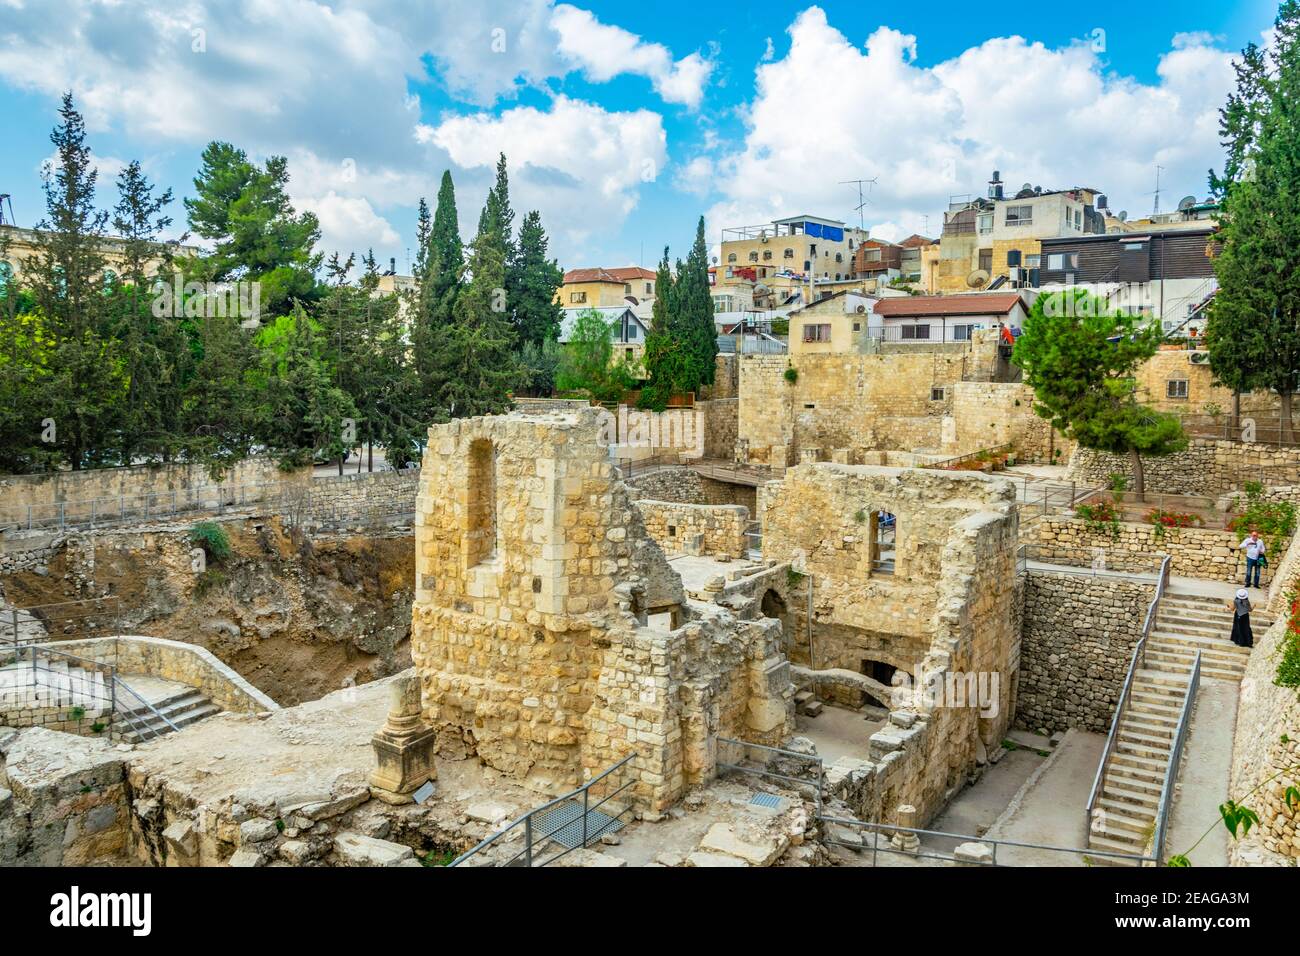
[
  {"left": 1086, "top": 587, "right": 1265, "bottom": 864},
  {"left": 0, "top": 655, "right": 219, "bottom": 743}
]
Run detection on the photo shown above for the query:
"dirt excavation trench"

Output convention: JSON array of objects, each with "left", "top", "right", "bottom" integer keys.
[{"left": 1, "top": 518, "right": 414, "bottom": 705}]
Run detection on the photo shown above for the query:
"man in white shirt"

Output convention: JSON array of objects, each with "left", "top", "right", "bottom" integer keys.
[{"left": 1240, "top": 530, "right": 1266, "bottom": 588}]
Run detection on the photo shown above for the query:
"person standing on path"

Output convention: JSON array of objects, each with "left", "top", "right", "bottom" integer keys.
[
  {"left": 1228, "top": 588, "right": 1254, "bottom": 649},
  {"left": 1239, "top": 530, "right": 1266, "bottom": 589}
]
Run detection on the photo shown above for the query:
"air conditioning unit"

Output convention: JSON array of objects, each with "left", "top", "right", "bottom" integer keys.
[
  {"left": 855, "top": 304, "right": 867, "bottom": 313},
  {"left": 1188, "top": 351, "right": 1210, "bottom": 365},
  {"left": 1161, "top": 318, "right": 1181, "bottom": 333}
]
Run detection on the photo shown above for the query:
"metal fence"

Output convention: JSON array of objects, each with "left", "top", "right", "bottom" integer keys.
[
  {"left": 1085, "top": 555, "right": 1172, "bottom": 844},
  {"left": 1017, "top": 544, "right": 1168, "bottom": 579},
  {"left": 1178, "top": 414, "right": 1300, "bottom": 448},
  {"left": 715, "top": 736, "right": 824, "bottom": 817},
  {"left": 2, "top": 597, "right": 124, "bottom": 648},
  {"left": 448, "top": 754, "right": 638, "bottom": 867}
]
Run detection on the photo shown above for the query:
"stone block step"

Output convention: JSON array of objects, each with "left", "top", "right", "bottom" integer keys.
[
  {"left": 802, "top": 700, "right": 823, "bottom": 718},
  {"left": 1087, "top": 833, "right": 1148, "bottom": 865},
  {"left": 1102, "top": 780, "right": 1162, "bottom": 809},
  {"left": 1096, "top": 800, "right": 1157, "bottom": 836},
  {"left": 1106, "top": 769, "right": 1165, "bottom": 797},
  {"left": 1110, "top": 750, "right": 1171, "bottom": 775},
  {"left": 1117, "top": 737, "right": 1172, "bottom": 761}
]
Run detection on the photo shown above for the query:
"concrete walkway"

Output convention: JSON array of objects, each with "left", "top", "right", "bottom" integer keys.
[
  {"left": 1163, "top": 679, "right": 1236, "bottom": 866},
  {"left": 981, "top": 729, "right": 1107, "bottom": 865}
]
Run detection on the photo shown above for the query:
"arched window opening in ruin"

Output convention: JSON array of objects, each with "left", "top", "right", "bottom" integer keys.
[
  {"left": 860, "top": 659, "right": 896, "bottom": 709},
  {"left": 760, "top": 588, "right": 789, "bottom": 640},
  {"left": 466, "top": 438, "right": 499, "bottom": 567},
  {"left": 870, "top": 510, "right": 895, "bottom": 575}
]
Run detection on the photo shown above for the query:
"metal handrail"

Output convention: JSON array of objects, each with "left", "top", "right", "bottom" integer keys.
[
  {"left": 820, "top": 815, "right": 1152, "bottom": 866},
  {"left": 448, "top": 754, "right": 637, "bottom": 867},
  {"left": 1151, "top": 651, "right": 1201, "bottom": 863},
  {"left": 924, "top": 443, "right": 1012, "bottom": 472},
  {"left": 715, "top": 736, "right": 824, "bottom": 817},
  {"left": 112, "top": 674, "right": 180, "bottom": 739},
  {"left": 1085, "top": 554, "right": 1172, "bottom": 837}
]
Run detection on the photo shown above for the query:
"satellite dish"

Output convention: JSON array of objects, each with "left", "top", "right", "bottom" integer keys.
[
  {"left": 1177, "top": 195, "right": 1197, "bottom": 211},
  {"left": 967, "top": 270, "right": 990, "bottom": 289}
]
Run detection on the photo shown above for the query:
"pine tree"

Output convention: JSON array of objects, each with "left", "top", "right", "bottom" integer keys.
[
  {"left": 111, "top": 160, "right": 179, "bottom": 463},
  {"left": 25, "top": 92, "right": 127, "bottom": 470},
  {"left": 640, "top": 247, "right": 690, "bottom": 410},
  {"left": 412, "top": 171, "right": 464, "bottom": 420},
  {"left": 1205, "top": 0, "right": 1300, "bottom": 440},
  {"left": 512, "top": 210, "right": 563, "bottom": 345},
  {"left": 428, "top": 187, "right": 519, "bottom": 419},
  {"left": 680, "top": 216, "right": 718, "bottom": 389}
]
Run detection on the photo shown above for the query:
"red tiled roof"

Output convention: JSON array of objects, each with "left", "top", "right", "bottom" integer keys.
[
  {"left": 563, "top": 266, "right": 656, "bottom": 284},
  {"left": 874, "top": 293, "right": 1025, "bottom": 318},
  {"left": 898, "top": 234, "right": 937, "bottom": 248}
]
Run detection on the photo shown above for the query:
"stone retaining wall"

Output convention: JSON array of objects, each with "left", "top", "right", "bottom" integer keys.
[
  {"left": 626, "top": 468, "right": 757, "bottom": 511},
  {"left": 1068, "top": 439, "right": 1300, "bottom": 496},
  {"left": 0, "top": 457, "right": 305, "bottom": 523},
  {"left": 634, "top": 500, "right": 749, "bottom": 559},
  {"left": 1017, "top": 571, "right": 1153, "bottom": 734},
  {"left": 1035, "top": 517, "right": 1240, "bottom": 580}
]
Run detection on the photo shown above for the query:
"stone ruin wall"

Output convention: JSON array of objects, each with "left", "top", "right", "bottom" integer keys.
[
  {"left": 1034, "top": 517, "right": 1242, "bottom": 580},
  {"left": 634, "top": 500, "right": 749, "bottom": 559},
  {"left": 409, "top": 409, "right": 794, "bottom": 811},
  {"left": 737, "top": 350, "right": 1063, "bottom": 469},
  {"left": 759, "top": 464, "right": 1020, "bottom": 825},
  {"left": 626, "top": 468, "right": 756, "bottom": 512},
  {"left": 1016, "top": 572, "right": 1152, "bottom": 734}
]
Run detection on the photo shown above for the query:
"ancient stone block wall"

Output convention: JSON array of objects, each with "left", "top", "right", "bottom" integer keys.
[
  {"left": 702, "top": 398, "right": 739, "bottom": 460},
  {"left": 950, "top": 382, "right": 1071, "bottom": 464},
  {"left": 296, "top": 471, "right": 419, "bottom": 522},
  {"left": 626, "top": 468, "right": 756, "bottom": 511},
  {"left": 1017, "top": 571, "right": 1152, "bottom": 734},
  {"left": 635, "top": 500, "right": 749, "bottom": 559},
  {"left": 1068, "top": 439, "right": 1300, "bottom": 496},
  {"left": 410, "top": 409, "right": 793, "bottom": 811},
  {"left": 711, "top": 354, "right": 739, "bottom": 400},
  {"left": 1035, "top": 517, "right": 1241, "bottom": 580},
  {"left": 0, "top": 457, "right": 305, "bottom": 523},
  {"left": 760, "top": 464, "right": 1020, "bottom": 825}
]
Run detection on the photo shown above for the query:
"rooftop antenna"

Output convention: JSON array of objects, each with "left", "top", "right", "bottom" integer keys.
[
  {"left": 0, "top": 194, "right": 14, "bottom": 227},
  {"left": 1151, "top": 165, "right": 1164, "bottom": 217},
  {"left": 840, "top": 177, "right": 878, "bottom": 232}
]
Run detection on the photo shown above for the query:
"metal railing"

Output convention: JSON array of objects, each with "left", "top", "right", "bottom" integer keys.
[
  {"left": 715, "top": 736, "right": 824, "bottom": 817},
  {"left": 0, "top": 641, "right": 178, "bottom": 742},
  {"left": 613, "top": 452, "right": 686, "bottom": 480},
  {"left": 1017, "top": 544, "right": 1168, "bottom": 578},
  {"left": 1151, "top": 651, "right": 1201, "bottom": 864},
  {"left": 448, "top": 754, "right": 638, "bottom": 867},
  {"left": 924, "top": 444, "right": 1013, "bottom": 472},
  {"left": 820, "top": 815, "right": 1150, "bottom": 866},
  {"left": 0, "top": 472, "right": 419, "bottom": 534},
  {"left": 3, "top": 597, "right": 123, "bottom": 648},
  {"left": 1085, "top": 554, "right": 1172, "bottom": 840},
  {"left": 1177, "top": 414, "right": 1300, "bottom": 448}
]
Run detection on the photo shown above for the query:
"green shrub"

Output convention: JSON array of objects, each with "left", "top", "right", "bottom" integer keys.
[
  {"left": 1107, "top": 473, "right": 1128, "bottom": 493},
  {"left": 783, "top": 366, "right": 798, "bottom": 384},
  {"left": 1228, "top": 484, "right": 1297, "bottom": 554},
  {"left": 190, "top": 521, "right": 231, "bottom": 562}
]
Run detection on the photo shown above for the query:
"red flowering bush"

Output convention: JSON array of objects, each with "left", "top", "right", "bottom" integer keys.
[{"left": 1144, "top": 508, "right": 1204, "bottom": 529}]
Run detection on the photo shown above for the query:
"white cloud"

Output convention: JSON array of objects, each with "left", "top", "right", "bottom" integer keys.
[
  {"left": 704, "top": 7, "right": 1235, "bottom": 239},
  {"left": 420, "top": 95, "right": 667, "bottom": 253},
  {"left": 296, "top": 190, "right": 401, "bottom": 255},
  {"left": 550, "top": 4, "right": 714, "bottom": 108}
]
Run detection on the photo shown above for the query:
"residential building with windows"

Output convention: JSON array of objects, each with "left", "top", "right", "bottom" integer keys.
[
  {"left": 1034, "top": 226, "right": 1218, "bottom": 335},
  {"left": 872, "top": 292, "right": 1032, "bottom": 344},
  {"left": 559, "top": 305, "right": 650, "bottom": 369},
  {"left": 788, "top": 291, "right": 879, "bottom": 355},
  {"left": 557, "top": 266, "right": 657, "bottom": 309},
  {"left": 922, "top": 171, "right": 1106, "bottom": 293},
  {"left": 0, "top": 223, "right": 203, "bottom": 287}
]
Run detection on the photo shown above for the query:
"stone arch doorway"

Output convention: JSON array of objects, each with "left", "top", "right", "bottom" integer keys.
[{"left": 760, "top": 588, "right": 791, "bottom": 647}]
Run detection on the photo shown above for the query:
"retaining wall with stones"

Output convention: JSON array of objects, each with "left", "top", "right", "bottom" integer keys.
[
  {"left": 1035, "top": 517, "right": 1241, "bottom": 580},
  {"left": 1017, "top": 570, "right": 1152, "bottom": 734},
  {"left": 626, "top": 468, "right": 757, "bottom": 512},
  {"left": 1068, "top": 439, "right": 1300, "bottom": 496}
]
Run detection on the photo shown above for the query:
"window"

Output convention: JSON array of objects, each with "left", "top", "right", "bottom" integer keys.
[
  {"left": 749, "top": 251, "right": 759, "bottom": 262},
  {"left": 977, "top": 213, "right": 993, "bottom": 235},
  {"left": 1005, "top": 204, "right": 1033, "bottom": 226},
  {"left": 727, "top": 253, "right": 737, "bottom": 263},
  {"left": 624, "top": 283, "right": 631, "bottom": 293},
  {"left": 871, "top": 511, "right": 895, "bottom": 575},
  {"left": 626, "top": 323, "right": 638, "bottom": 339},
  {"left": 802, "top": 323, "right": 832, "bottom": 343},
  {"left": 852, "top": 322, "right": 861, "bottom": 332},
  {"left": 570, "top": 291, "right": 587, "bottom": 303},
  {"left": 466, "top": 439, "right": 498, "bottom": 568},
  {"left": 978, "top": 249, "right": 992, "bottom": 273},
  {"left": 1026, "top": 254, "right": 1041, "bottom": 268},
  {"left": 646, "top": 282, "right": 653, "bottom": 294},
  {"left": 863, "top": 249, "right": 882, "bottom": 262},
  {"left": 1074, "top": 210, "right": 1082, "bottom": 229},
  {"left": 0, "top": 260, "right": 12, "bottom": 295},
  {"left": 901, "top": 324, "right": 931, "bottom": 340},
  {"left": 930, "top": 387, "right": 946, "bottom": 401},
  {"left": 804, "top": 261, "right": 811, "bottom": 272},
  {"left": 1046, "top": 252, "right": 1078, "bottom": 271},
  {"left": 952, "top": 324, "right": 974, "bottom": 341},
  {"left": 1167, "top": 380, "right": 1189, "bottom": 400},
  {"left": 784, "top": 248, "right": 794, "bottom": 259},
  {"left": 835, "top": 253, "right": 843, "bottom": 263},
  {"left": 810, "top": 244, "right": 817, "bottom": 254},
  {"left": 626, "top": 348, "right": 634, "bottom": 359}
]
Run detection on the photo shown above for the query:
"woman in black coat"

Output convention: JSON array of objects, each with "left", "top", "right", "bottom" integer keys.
[{"left": 1228, "top": 588, "right": 1254, "bottom": 649}]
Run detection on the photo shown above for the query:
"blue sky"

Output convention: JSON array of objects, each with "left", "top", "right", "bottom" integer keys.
[{"left": 0, "top": 0, "right": 1280, "bottom": 275}]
